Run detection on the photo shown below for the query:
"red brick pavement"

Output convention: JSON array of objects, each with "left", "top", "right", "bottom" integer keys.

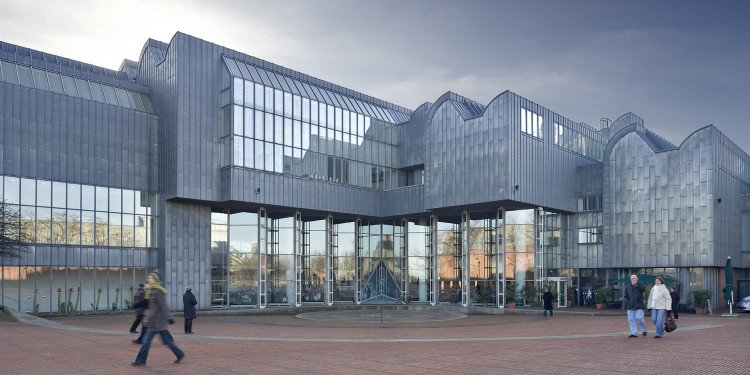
[{"left": 1, "top": 308, "right": 748, "bottom": 375}]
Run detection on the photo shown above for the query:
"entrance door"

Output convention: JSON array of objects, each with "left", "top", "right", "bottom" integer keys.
[
  {"left": 358, "top": 222, "right": 404, "bottom": 304},
  {"left": 548, "top": 277, "right": 567, "bottom": 308},
  {"left": 360, "top": 259, "right": 402, "bottom": 303}
]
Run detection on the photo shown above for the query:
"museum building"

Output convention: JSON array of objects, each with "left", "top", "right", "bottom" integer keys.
[{"left": 1, "top": 32, "right": 749, "bottom": 315}]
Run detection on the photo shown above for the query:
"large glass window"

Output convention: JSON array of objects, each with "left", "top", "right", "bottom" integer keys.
[{"left": 224, "top": 70, "right": 399, "bottom": 190}]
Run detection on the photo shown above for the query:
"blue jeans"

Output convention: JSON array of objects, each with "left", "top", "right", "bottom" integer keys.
[
  {"left": 134, "top": 329, "right": 184, "bottom": 364},
  {"left": 627, "top": 309, "right": 646, "bottom": 335},
  {"left": 651, "top": 309, "right": 667, "bottom": 337}
]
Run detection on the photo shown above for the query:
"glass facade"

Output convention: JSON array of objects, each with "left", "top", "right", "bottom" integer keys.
[
  {"left": 220, "top": 65, "right": 399, "bottom": 190},
  {"left": 0, "top": 59, "right": 155, "bottom": 113},
  {"left": 208, "top": 208, "right": 564, "bottom": 309},
  {"left": 0, "top": 175, "right": 157, "bottom": 314}
]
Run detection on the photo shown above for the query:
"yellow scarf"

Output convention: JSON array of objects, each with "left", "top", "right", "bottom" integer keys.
[{"left": 145, "top": 282, "right": 167, "bottom": 299}]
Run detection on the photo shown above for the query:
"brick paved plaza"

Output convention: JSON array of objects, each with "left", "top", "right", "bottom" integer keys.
[{"left": 0, "top": 307, "right": 748, "bottom": 374}]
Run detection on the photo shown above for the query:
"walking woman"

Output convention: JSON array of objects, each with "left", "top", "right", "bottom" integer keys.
[
  {"left": 647, "top": 276, "right": 672, "bottom": 338},
  {"left": 132, "top": 272, "right": 185, "bottom": 366}
]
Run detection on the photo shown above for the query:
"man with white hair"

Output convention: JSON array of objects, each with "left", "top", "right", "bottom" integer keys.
[
  {"left": 623, "top": 274, "right": 647, "bottom": 337},
  {"left": 623, "top": 275, "right": 646, "bottom": 337}
]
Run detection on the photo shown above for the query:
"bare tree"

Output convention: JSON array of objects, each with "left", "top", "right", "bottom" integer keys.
[{"left": 1, "top": 199, "right": 29, "bottom": 258}]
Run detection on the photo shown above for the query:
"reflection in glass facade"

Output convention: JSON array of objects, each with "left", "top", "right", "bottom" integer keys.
[
  {"left": 0, "top": 175, "right": 157, "bottom": 314},
  {"left": 221, "top": 66, "right": 399, "bottom": 190}
]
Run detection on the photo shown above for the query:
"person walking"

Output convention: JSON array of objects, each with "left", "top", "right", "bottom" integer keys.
[
  {"left": 129, "top": 283, "right": 146, "bottom": 333},
  {"left": 132, "top": 272, "right": 185, "bottom": 366},
  {"left": 669, "top": 286, "right": 680, "bottom": 320},
  {"left": 542, "top": 287, "right": 554, "bottom": 317},
  {"left": 183, "top": 287, "right": 197, "bottom": 334},
  {"left": 623, "top": 274, "right": 648, "bottom": 337},
  {"left": 648, "top": 276, "right": 672, "bottom": 338}
]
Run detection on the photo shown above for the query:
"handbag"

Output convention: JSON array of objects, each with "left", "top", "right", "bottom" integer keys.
[{"left": 664, "top": 316, "right": 677, "bottom": 332}]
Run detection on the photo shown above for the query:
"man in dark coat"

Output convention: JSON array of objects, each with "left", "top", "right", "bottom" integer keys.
[
  {"left": 183, "top": 287, "right": 197, "bottom": 334},
  {"left": 623, "top": 274, "right": 647, "bottom": 337},
  {"left": 542, "top": 287, "right": 554, "bottom": 317},
  {"left": 669, "top": 286, "right": 680, "bottom": 319},
  {"left": 129, "top": 283, "right": 145, "bottom": 333}
]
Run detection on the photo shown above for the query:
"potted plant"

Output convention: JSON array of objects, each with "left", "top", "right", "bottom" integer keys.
[
  {"left": 546, "top": 282, "right": 558, "bottom": 309},
  {"left": 691, "top": 289, "right": 712, "bottom": 314},
  {"left": 479, "top": 286, "right": 494, "bottom": 307},
  {"left": 594, "top": 286, "right": 612, "bottom": 309},
  {"left": 505, "top": 281, "right": 518, "bottom": 308},
  {"left": 522, "top": 283, "right": 537, "bottom": 306},
  {"left": 566, "top": 286, "right": 575, "bottom": 307}
]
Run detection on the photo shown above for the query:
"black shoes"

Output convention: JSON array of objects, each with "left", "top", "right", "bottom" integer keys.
[
  {"left": 129, "top": 330, "right": 138, "bottom": 334},
  {"left": 643, "top": 331, "right": 647, "bottom": 336},
  {"left": 131, "top": 362, "right": 144, "bottom": 366},
  {"left": 175, "top": 355, "right": 185, "bottom": 363},
  {"left": 654, "top": 336, "right": 662, "bottom": 338},
  {"left": 132, "top": 340, "right": 141, "bottom": 344},
  {"left": 628, "top": 334, "right": 638, "bottom": 338}
]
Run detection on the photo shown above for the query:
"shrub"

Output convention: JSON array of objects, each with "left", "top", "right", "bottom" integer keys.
[
  {"left": 594, "top": 287, "right": 612, "bottom": 304},
  {"left": 691, "top": 289, "right": 712, "bottom": 308}
]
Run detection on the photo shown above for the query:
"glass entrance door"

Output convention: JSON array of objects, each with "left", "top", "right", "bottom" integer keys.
[{"left": 358, "top": 222, "right": 404, "bottom": 304}]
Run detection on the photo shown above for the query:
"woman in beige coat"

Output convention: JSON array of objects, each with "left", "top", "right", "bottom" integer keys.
[{"left": 648, "top": 276, "right": 672, "bottom": 338}]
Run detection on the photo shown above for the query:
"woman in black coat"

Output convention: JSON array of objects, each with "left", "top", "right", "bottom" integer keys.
[{"left": 183, "top": 288, "right": 197, "bottom": 333}]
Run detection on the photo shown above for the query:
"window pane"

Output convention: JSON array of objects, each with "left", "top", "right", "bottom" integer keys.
[
  {"left": 122, "top": 190, "right": 135, "bottom": 214},
  {"left": 67, "top": 209, "right": 81, "bottom": 245},
  {"left": 254, "top": 140, "right": 264, "bottom": 170},
  {"left": 37, "top": 207, "right": 51, "bottom": 243},
  {"left": 96, "top": 187, "right": 108, "bottom": 212},
  {"left": 76, "top": 78, "right": 93, "bottom": 100},
  {"left": 265, "top": 113, "right": 273, "bottom": 142},
  {"left": 264, "top": 86, "right": 273, "bottom": 113},
  {"left": 141, "top": 94, "right": 155, "bottom": 113},
  {"left": 233, "top": 137, "right": 243, "bottom": 166},
  {"left": 48, "top": 72, "right": 65, "bottom": 94},
  {"left": 284, "top": 92, "right": 292, "bottom": 118},
  {"left": 61, "top": 75, "right": 79, "bottom": 97},
  {"left": 95, "top": 212, "right": 108, "bottom": 246},
  {"left": 244, "top": 138, "right": 253, "bottom": 168},
  {"left": 274, "top": 89, "right": 283, "bottom": 115},
  {"left": 32, "top": 68, "right": 49, "bottom": 91},
  {"left": 109, "top": 213, "right": 122, "bottom": 247},
  {"left": 109, "top": 188, "right": 121, "bottom": 213},
  {"left": 3, "top": 176, "right": 20, "bottom": 203},
  {"left": 284, "top": 118, "right": 292, "bottom": 146},
  {"left": 17, "top": 65, "right": 34, "bottom": 88},
  {"left": 21, "top": 178, "right": 35, "bottom": 205},
  {"left": 255, "top": 110, "right": 264, "bottom": 141},
  {"left": 122, "top": 214, "right": 135, "bottom": 247},
  {"left": 52, "top": 208, "right": 66, "bottom": 244},
  {"left": 244, "top": 108, "right": 254, "bottom": 138},
  {"left": 89, "top": 82, "right": 106, "bottom": 102},
  {"left": 302, "top": 97, "right": 310, "bottom": 122},
  {"left": 233, "top": 77, "right": 243, "bottom": 104},
  {"left": 293, "top": 95, "right": 301, "bottom": 120},
  {"left": 81, "top": 185, "right": 94, "bottom": 210},
  {"left": 255, "top": 83, "right": 264, "bottom": 111},
  {"left": 1, "top": 61, "right": 19, "bottom": 84},
  {"left": 101, "top": 85, "right": 119, "bottom": 105},
  {"left": 274, "top": 115, "right": 283, "bottom": 144},
  {"left": 244, "top": 80, "right": 254, "bottom": 108},
  {"left": 81, "top": 210, "right": 95, "bottom": 245},
  {"left": 52, "top": 182, "right": 66, "bottom": 208},
  {"left": 233, "top": 105, "right": 243, "bottom": 136},
  {"left": 114, "top": 87, "right": 133, "bottom": 108},
  {"left": 130, "top": 91, "right": 145, "bottom": 111}
]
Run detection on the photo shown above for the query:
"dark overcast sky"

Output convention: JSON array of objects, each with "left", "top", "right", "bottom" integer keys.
[{"left": 2, "top": 0, "right": 749, "bottom": 152}]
